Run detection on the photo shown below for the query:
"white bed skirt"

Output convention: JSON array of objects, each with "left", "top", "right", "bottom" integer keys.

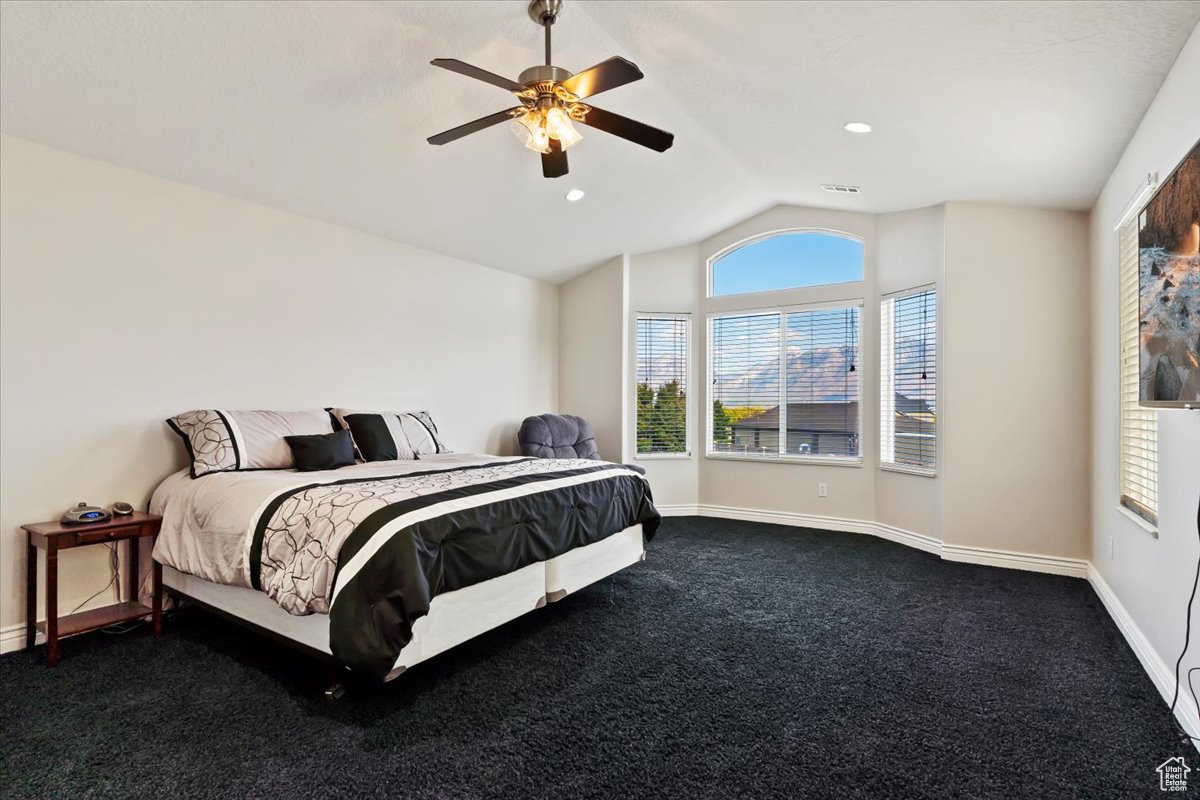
[{"left": 162, "top": 524, "right": 645, "bottom": 679}]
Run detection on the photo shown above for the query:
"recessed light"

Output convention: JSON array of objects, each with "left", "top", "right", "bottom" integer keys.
[
  {"left": 565, "top": 188, "right": 585, "bottom": 202},
  {"left": 843, "top": 122, "right": 872, "bottom": 134}
]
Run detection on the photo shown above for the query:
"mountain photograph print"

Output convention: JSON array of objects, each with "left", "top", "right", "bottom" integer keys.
[{"left": 1139, "top": 140, "right": 1200, "bottom": 407}]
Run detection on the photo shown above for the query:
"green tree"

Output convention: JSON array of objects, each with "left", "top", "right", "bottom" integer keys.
[
  {"left": 712, "top": 400, "right": 732, "bottom": 447},
  {"left": 636, "top": 381, "right": 688, "bottom": 453},
  {"left": 652, "top": 380, "right": 687, "bottom": 452},
  {"left": 636, "top": 383, "right": 656, "bottom": 453},
  {"left": 725, "top": 406, "right": 767, "bottom": 425}
]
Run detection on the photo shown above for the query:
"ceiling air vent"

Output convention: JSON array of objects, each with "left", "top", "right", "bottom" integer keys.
[{"left": 821, "top": 184, "right": 861, "bottom": 194}]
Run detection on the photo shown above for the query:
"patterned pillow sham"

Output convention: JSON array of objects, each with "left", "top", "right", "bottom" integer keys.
[
  {"left": 167, "top": 409, "right": 334, "bottom": 478},
  {"left": 327, "top": 408, "right": 450, "bottom": 460}
]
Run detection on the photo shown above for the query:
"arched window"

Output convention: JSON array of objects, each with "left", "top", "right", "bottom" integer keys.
[{"left": 710, "top": 230, "right": 864, "bottom": 297}]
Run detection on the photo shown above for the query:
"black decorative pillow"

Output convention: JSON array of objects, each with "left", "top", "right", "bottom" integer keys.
[
  {"left": 285, "top": 429, "right": 356, "bottom": 472},
  {"left": 327, "top": 408, "right": 450, "bottom": 460},
  {"left": 344, "top": 414, "right": 399, "bottom": 462}
]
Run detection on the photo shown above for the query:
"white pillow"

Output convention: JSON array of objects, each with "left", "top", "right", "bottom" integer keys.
[{"left": 167, "top": 409, "right": 334, "bottom": 477}]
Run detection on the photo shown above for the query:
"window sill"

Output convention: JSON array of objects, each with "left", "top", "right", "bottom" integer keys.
[
  {"left": 880, "top": 463, "right": 937, "bottom": 478},
  {"left": 1116, "top": 504, "right": 1158, "bottom": 538},
  {"left": 634, "top": 452, "right": 691, "bottom": 461},
  {"left": 705, "top": 453, "right": 863, "bottom": 468}
]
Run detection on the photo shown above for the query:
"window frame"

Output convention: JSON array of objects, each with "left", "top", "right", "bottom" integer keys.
[
  {"left": 879, "top": 283, "right": 938, "bottom": 478},
  {"left": 1116, "top": 213, "right": 1158, "bottom": 534},
  {"left": 634, "top": 312, "right": 692, "bottom": 460},
  {"left": 705, "top": 298, "right": 865, "bottom": 467},
  {"left": 706, "top": 228, "right": 866, "bottom": 299}
]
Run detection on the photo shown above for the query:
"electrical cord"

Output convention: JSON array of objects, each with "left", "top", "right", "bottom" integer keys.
[
  {"left": 67, "top": 543, "right": 119, "bottom": 614},
  {"left": 1166, "top": 493, "right": 1200, "bottom": 744}
]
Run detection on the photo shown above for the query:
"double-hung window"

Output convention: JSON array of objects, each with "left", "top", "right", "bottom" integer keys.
[
  {"left": 880, "top": 286, "right": 938, "bottom": 474},
  {"left": 1118, "top": 218, "right": 1157, "bottom": 525},
  {"left": 709, "top": 304, "right": 862, "bottom": 462},
  {"left": 635, "top": 314, "right": 690, "bottom": 455}
]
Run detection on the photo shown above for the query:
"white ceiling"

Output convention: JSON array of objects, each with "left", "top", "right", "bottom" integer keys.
[{"left": 2, "top": 1, "right": 1197, "bottom": 283}]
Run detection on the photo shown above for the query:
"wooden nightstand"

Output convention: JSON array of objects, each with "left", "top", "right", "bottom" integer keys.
[{"left": 22, "top": 512, "right": 163, "bottom": 666}]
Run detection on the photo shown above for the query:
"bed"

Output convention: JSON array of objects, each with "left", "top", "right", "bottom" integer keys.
[{"left": 150, "top": 454, "right": 660, "bottom": 689}]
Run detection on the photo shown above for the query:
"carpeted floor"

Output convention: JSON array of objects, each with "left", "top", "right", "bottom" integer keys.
[{"left": 0, "top": 517, "right": 1191, "bottom": 799}]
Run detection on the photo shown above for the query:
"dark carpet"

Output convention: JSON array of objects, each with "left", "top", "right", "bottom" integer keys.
[{"left": 1, "top": 517, "right": 1191, "bottom": 799}]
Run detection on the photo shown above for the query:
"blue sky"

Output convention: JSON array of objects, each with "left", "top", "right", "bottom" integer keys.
[{"left": 713, "top": 233, "right": 863, "bottom": 296}]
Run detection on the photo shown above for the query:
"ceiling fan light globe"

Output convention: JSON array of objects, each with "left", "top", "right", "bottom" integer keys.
[
  {"left": 544, "top": 107, "right": 583, "bottom": 150},
  {"left": 554, "top": 120, "right": 583, "bottom": 151},
  {"left": 512, "top": 113, "right": 551, "bottom": 154}
]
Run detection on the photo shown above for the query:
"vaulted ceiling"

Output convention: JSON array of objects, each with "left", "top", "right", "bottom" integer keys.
[{"left": 2, "top": 1, "right": 1197, "bottom": 282}]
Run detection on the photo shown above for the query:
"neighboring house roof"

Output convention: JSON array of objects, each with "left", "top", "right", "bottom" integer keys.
[
  {"left": 730, "top": 402, "right": 861, "bottom": 434},
  {"left": 729, "top": 395, "right": 932, "bottom": 434},
  {"left": 894, "top": 393, "right": 933, "bottom": 414}
]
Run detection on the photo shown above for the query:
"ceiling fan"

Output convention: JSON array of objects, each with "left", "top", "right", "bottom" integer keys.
[{"left": 426, "top": 0, "right": 674, "bottom": 178}]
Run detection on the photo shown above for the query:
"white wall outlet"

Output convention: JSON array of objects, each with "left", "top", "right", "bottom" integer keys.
[
  {"left": 1109, "top": 536, "right": 1114, "bottom": 560},
  {"left": 818, "top": 482, "right": 828, "bottom": 498}
]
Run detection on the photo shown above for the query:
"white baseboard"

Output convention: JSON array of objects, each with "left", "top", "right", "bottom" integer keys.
[
  {"left": 1088, "top": 564, "right": 1200, "bottom": 750},
  {"left": 692, "top": 503, "right": 945, "bottom": 556},
  {"left": 676, "top": 503, "right": 1081, "bottom": 573},
  {"left": 942, "top": 542, "right": 1089, "bottom": 578},
  {"left": 0, "top": 622, "right": 41, "bottom": 655},
  {"left": 655, "top": 504, "right": 700, "bottom": 517}
]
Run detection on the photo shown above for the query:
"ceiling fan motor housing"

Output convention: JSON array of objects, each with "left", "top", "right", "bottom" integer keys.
[
  {"left": 518, "top": 65, "right": 573, "bottom": 87},
  {"left": 528, "top": 0, "right": 564, "bottom": 25}
]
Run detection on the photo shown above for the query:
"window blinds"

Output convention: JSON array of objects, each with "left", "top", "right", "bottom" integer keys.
[
  {"left": 635, "top": 315, "right": 689, "bottom": 454},
  {"left": 710, "top": 305, "right": 860, "bottom": 459},
  {"left": 1118, "top": 219, "right": 1158, "bottom": 524},
  {"left": 880, "top": 288, "right": 937, "bottom": 472}
]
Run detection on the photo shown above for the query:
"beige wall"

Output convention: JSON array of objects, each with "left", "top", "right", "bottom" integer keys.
[
  {"left": 0, "top": 135, "right": 559, "bottom": 634},
  {"left": 1088, "top": 22, "right": 1199, "bottom": 720},
  {"left": 942, "top": 202, "right": 1091, "bottom": 558},
  {"left": 559, "top": 255, "right": 627, "bottom": 463},
  {"left": 875, "top": 206, "right": 945, "bottom": 539}
]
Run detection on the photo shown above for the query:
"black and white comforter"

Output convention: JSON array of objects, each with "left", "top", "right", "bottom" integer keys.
[{"left": 154, "top": 456, "right": 659, "bottom": 679}]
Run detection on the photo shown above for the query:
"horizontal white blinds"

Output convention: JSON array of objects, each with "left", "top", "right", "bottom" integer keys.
[
  {"left": 786, "top": 307, "right": 860, "bottom": 457},
  {"left": 1118, "top": 219, "right": 1157, "bottom": 524},
  {"left": 635, "top": 315, "right": 689, "bottom": 454},
  {"left": 710, "top": 306, "right": 860, "bottom": 458},
  {"left": 881, "top": 288, "right": 937, "bottom": 471}
]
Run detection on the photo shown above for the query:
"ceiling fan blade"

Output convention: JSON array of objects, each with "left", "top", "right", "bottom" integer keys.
[
  {"left": 577, "top": 105, "right": 674, "bottom": 152},
  {"left": 542, "top": 139, "right": 568, "bottom": 178},
  {"left": 561, "top": 56, "right": 644, "bottom": 99},
  {"left": 430, "top": 58, "right": 524, "bottom": 93},
  {"left": 427, "top": 108, "right": 521, "bottom": 145}
]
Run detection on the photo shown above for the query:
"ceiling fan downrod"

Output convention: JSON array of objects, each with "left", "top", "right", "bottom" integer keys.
[
  {"left": 529, "top": 0, "right": 563, "bottom": 67},
  {"left": 519, "top": 0, "right": 571, "bottom": 88}
]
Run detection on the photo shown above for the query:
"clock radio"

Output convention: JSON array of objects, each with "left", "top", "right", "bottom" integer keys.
[{"left": 61, "top": 502, "right": 111, "bottom": 525}]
